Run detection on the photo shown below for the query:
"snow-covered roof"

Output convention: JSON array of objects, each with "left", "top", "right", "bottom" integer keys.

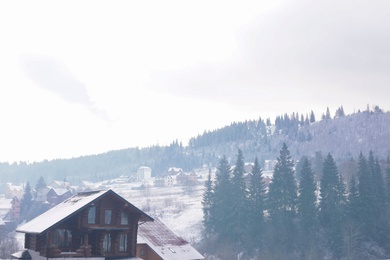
[
  {"left": 16, "top": 189, "right": 153, "bottom": 234},
  {"left": 50, "top": 187, "right": 71, "bottom": 196},
  {"left": 7, "top": 183, "right": 23, "bottom": 191},
  {"left": 138, "top": 218, "right": 204, "bottom": 260}
]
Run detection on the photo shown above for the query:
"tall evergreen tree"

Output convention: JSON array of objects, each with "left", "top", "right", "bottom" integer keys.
[
  {"left": 20, "top": 182, "right": 33, "bottom": 222},
  {"left": 268, "top": 143, "right": 298, "bottom": 253},
  {"left": 35, "top": 176, "right": 46, "bottom": 194},
  {"left": 310, "top": 110, "right": 316, "bottom": 123},
  {"left": 325, "top": 107, "right": 331, "bottom": 120},
  {"left": 319, "top": 153, "right": 346, "bottom": 258},
  {"left": 202, "top": 168, "right": 214, "bottom": 235},
  {"left": 228, "top": 149, "right": 249, "bottom": 244},
  {"left": 386, "top": 156, "right": 390, "bottom": 207},
  {"left": 368, "top": 152, "right": 386, "bottom": 243},
  {"left": 297, "top": 157, "right": 318, "bottom": 255},
  {"left": 357, "top": 152, "right": 375, "bottom": 240},
  {"left": 210, "top": 156, "right": 232, "bottom": 239},
  {"left": 345, "top": 173, "right": 361, "bottom": 259},
  {"left": 347, "top": 174, "right": 359, "bottom": 221},
  {"left": 247, "top": 157, "right": 266, "bottom": 250}
]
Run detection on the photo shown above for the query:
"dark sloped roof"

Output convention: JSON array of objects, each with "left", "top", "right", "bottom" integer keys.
[{"left": 16, "top": 189, "right": 153, "bottom": 234}]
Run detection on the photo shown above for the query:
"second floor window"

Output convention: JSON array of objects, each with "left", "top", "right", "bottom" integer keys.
[
  {"left": 88, "top": 206, "right": 96, "bottom": 224},
  {"left": 120, "top": 212, "right": 128, "bottom": 225},
  {"left": 104, "top": 209, "right": 112, "bottom": 224}
]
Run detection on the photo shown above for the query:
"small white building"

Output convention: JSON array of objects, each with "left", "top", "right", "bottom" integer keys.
[{"left": 137, "top": 166, "right": 152, "bottom": 181}]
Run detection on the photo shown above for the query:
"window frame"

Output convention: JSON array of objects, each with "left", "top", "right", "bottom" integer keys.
[
  {"left": 104, "top": 209, "right": 112, "bottom": 225},
  {"left": 88, "top": 206, "right": 96, "bottom": 224}
]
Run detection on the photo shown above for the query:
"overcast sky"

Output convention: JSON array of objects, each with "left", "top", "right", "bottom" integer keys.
[{"left": 1, "top": 0, "right": 389, "bottom": 163}]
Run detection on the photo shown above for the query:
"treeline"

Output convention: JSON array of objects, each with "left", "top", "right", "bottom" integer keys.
[
  {"left": 0, "top": 141, "right": 203, "bottom": 186},
  {"left": 190, "top": 105, "right": 385, "bottom": 150},
  {"left": 202, "top": 144, "right": 390, "bottom": 259},
  {"left": 189, "top": 119, "right": 268, "bottom": 148}
]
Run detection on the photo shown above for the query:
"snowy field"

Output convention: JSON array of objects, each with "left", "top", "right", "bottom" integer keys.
[{"left": 106, "top": 174, "right": 208, "bottom": 244}]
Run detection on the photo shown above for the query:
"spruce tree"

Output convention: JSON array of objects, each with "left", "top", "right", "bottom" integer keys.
[
  {"left": 210, "top": 156, "right": 232, "bottom": 239},
  {"left": 347, "top": 174, "right": 359, "bottom": 222},
  {"left": 386, "top": 156, "right": 390, "bottom": 208},
  {"left": 35, "top": 176, "right": 47, "bottom": 194},
  {"left": 297, "top": 157, "right": 318, "bottom": 255},
  {"left": 357, "top": 152, "right": 375, "bottom": 239},
  {"left": 247, "top": 157, "right": 266, "bottom": 250},
  {"left": 325, "top": 107, "right": 331, "bottom": 120},
  {"left": 229, "top": 149, "right": 248, "bottom": 244},
  {"left": 310, "top": 110, "right": 316, "bottom": 123},
  {"left": 202, "top": 168, "right": 214, "bottom": 235},
  {"left": 20, "top": 182, "right": 33, "bottom": 222},
  {"left": 345, "top": 174, "right": 361, "bottom": 259},
  {"left": 319, "top": 153, "right": 346, "bottom": 258},
  {"left": 368, "top": 152, "right": 386, "bottom": 244},
  {"left": 268, "top": 143, "right": 298, "bottom": 253}
]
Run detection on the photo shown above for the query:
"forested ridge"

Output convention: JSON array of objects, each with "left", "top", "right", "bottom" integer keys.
[{"left": 1, "top": 105, "right": 390, "bottom": 185}]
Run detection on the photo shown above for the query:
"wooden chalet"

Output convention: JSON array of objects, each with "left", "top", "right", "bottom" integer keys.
[{"left": 14, "top": 189, "right": 153, "bottom": 260}]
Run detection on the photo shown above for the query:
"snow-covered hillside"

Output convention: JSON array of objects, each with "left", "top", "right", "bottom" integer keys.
[{"left": 103, "top": 168, "right": 211, "bottom": 244}]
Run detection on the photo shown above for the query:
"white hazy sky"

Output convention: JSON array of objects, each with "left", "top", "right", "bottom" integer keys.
[{"left": 1, "top": 0, "right": 390, "bottom": 163}]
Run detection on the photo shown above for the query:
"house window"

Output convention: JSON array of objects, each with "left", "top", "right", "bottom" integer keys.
[
  {"left": 120, "top": 212, "right": 128, "bottom": 225},
  {"left": 53, "top": 229, "right": 72, "bottom": 248},
  {"left": 104, "top": 209, "right": 112, "bottom": 224},
  {"left": 140, "top": 248, "right": 145, "bottom": 256},
  {"left": 119, "top": 234, "right": 127, "bottom": 252},
  {"left": 103, "top": 234, "right": 111, "bottom": 252},
  {"left": 88, "top": 206, "right": 96, "bottom": 224}
]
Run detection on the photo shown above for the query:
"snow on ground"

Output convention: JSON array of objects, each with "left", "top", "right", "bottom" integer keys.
[{"left": 109, "top": 182, "right": 206, "bottom": 244}]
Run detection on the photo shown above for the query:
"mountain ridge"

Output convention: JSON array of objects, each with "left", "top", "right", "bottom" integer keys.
[{"left": 1, "top": 108, "right": 390, "bottom": 185}]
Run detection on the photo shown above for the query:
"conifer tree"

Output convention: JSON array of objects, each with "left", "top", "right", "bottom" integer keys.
[
  {"left": 202, "top": 168, "right": 214, "bottom": 235},
  {"left": 210, "top": 156, "right": 232, "bottom": 239},
  {"left": 357, "top": 152, "right": 375, "bottom": 239},
  {"left": 325, "top": 107, "right": 331, "bottom": 120},
  {"left": 268, "top": 143, "right": 298, "bottom": 253},
  {"left": 229, "top": 149, "right": 248, "bottom": 244},
  {"left": 297, "top": 157, "right": 318, "bottom": 254},
  {"left": 35, "top": 176, "right": 47, "bottom": 194},
  {"left": 347, "top": 174, "right": 359, "bottom": 221},
  {"left": 319, "top": 153, "right": 346, "bottom": 258},
  {"left": 247, "top": 157, "right": 266, "bottom": 249},
  {"left": 368, "top": 152, "right": 386, "bottom": 243},
  {"left": 20, "top": 182, "right": 33, "bottom": 222},
  {"left": 310, "top": 110, "right": 316, "bottom": 123},
  {"left": 386, "top": 156, "right": 390, "bottom": 207}
]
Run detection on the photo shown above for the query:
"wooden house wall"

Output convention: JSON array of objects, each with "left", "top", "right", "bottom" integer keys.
[{"left": 25, "top": 193, "right": 142, "bottom": 258}]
